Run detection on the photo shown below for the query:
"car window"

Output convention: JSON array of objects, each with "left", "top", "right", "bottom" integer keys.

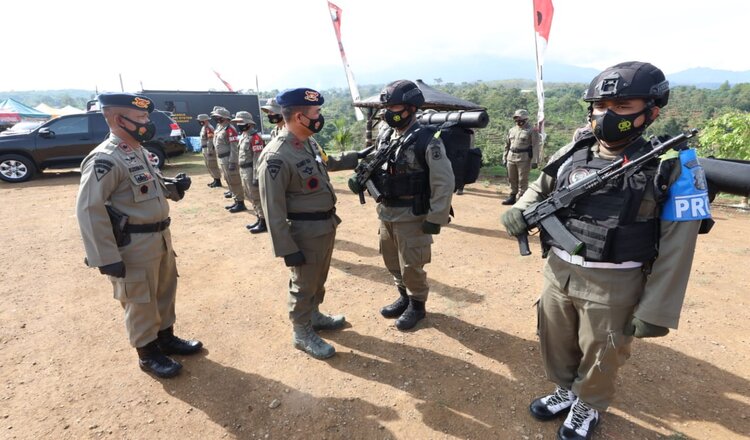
[
  {"left": 90, "top": 113, "right": 110, "bottom": 136},
  {"left": 47, "top": 116, "right": 88, "bottom": 135}
]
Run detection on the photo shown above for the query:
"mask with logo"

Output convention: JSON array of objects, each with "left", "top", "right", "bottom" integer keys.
[
  {"left": 300, "top": 113, "right": 324, "bottom": 133},
  {"left": 591, "top": 109, "right": 647, "bottom": 144},
  {"left": 384, "top": 109, "right": 412, "bottom": 129},
  {"left": 120, "top": 115, "right": 155, "bottom": 142},
  {"left": 267, "top": 114, "right": 283, "bottom": 124}
]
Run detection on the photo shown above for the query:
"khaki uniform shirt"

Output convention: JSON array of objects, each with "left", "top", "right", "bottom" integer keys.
[
  {"left": 214, "top": 123, "right": 239, "bottom": 163},
  {"left": 199, "top": 123, "right": 215, "bottom": 149},
  {"left": 505, "top": 122, "right": 541, "bottom": 164},
  {"left": 76, "top": 134, "right": 177, "bottom": 267}
]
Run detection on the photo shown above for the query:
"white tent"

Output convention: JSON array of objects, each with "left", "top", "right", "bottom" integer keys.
[{"left": 34, "top": 103, "right": 84, "bottom": 118}]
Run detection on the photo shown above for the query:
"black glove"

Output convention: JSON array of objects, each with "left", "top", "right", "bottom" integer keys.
[
  {"left": 422, "top": 221, "right": 441, "bottom": 235},
  {"left": 99, "top": 261, "right": 126, "bottom": 278},
  {"left": 531, "top": 163, "right": 538, "bottom": 169},
  {"left": 624, "top": 317, "right": 670, "bottom": 338},
  {"left": 356, "top": 146, "right": 375, "bottom": 159},
  {"left": 283, "top": 251, "right": 306, "bottom": 267},
  {"left": 347, "top": 174, "right": 363, "bottom": 194},
  {"left": 501, "top": 208, "right": 527, "bottom": 236},
  {"left": 174, "top": 173, "right": 191, "bottom": 192}
]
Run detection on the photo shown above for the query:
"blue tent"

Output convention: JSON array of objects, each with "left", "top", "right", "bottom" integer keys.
[{"left": 0, "top": 98, "right": 50, "bottom": 119}]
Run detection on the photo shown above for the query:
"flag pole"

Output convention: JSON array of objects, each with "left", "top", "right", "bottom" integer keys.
[{"left": 327, "top": 1, "right": 364, "bottom": 121}]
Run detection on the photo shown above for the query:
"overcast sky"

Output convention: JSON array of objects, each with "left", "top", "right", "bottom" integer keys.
[{"left": 2, "top": 0, "right": 749, "bottom": 92}]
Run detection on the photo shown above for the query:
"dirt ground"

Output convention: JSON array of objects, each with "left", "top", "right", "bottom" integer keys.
[{"left": 1, "top": 154, "right": 749, "bottom": 440}]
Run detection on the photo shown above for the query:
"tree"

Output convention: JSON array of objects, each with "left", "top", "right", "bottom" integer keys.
[
  {"left": 698, "top": 111, "right": 750, "bottom": 160},
  {"left": 331, "top": 118, "right": 354, "bottom": 152}
]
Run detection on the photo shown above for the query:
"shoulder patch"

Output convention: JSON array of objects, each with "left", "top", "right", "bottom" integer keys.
[
  {"left": 94, "top": 158, "right": 114, "bottom": 181},
  {"left": 430, "top": 144, "right": 442, "bottom": 160},
  {"left": 266, "top": 158, "right": 283, "bottom": 180}
]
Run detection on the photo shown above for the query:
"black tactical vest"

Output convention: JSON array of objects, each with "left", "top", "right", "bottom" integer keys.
[
  {"left": 543, "top": 140, "right": 660, "bottom": 263},
  {"left": 373, "top": 125, "right": 434, "bottom": 202}
]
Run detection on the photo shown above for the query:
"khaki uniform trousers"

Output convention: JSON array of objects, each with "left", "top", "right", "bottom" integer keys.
[
  {"left": 507, "top": 159, "right": 532, "bottom": 197},
  {"left": 288, "top": 230, "right": 336, "bottom": 324},
  {"left": 111, "top": 236, "right": 177, "bottom": 348},
  {"left": 538, "top": 252, "right": 642, "bottom": 411},
  {"left": 379, "top": 220, "right": 433, "bottom": 302},
  {"left": 202, "top": 146, "right": 221, "bottom": 180},
  {"left": 240, "top": 167, "right": 264, "bottom": 219},
  {"left": 219, "top": 156, "right": 244, "bottom": 202}
]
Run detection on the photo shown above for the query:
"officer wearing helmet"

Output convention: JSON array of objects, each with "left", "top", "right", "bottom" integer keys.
[
  {"left": 501, "top": 62, "right": 710, "bottom": 440},
  {"left": 211, "top": 106, "right": 246, "bottom": 213},
  {"left": 197, "top": 113, "right": 222, "bottom": 188},
  {"left": 502, "top": 109, "right": 541, "bottom": 205},
  {"left": 231, "top": 111, "right": 267, "bottom": 233},
  {"left": 349, "top": 79, "right": 454, "bottom": 331}
]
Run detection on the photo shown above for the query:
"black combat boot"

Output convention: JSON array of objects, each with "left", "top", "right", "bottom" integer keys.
[
  {"left": 246, "top": 218, "right": 260, "bottom": 230},
  {"left": 224, "top": 191, "right": 233, "bottom": 199},
  {"left": 250, "top": 218, "right": 267, "bottom": 234},
  {"left": 395, "top": 298, "right": 426, "bottom": 330},
  {"left": 228, "top": 201, "right": 247, "bottom": 213},
  {"left": 157, "top": 326, "right": 203, "bottom": 355},
  {"left": 136, "top": 340, "right": 182, "bottom": 378},
  {"left": 380, "top": 287, "right": 409, "bottom": 319},
  {"left": 501, "top": 193, "right": 517, "bottom": 205},
  {"left": 207, "top": 178, "right": 222, "bottom": 188}
]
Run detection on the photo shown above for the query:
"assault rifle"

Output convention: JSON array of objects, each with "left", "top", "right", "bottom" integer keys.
[
  {"left": 352, "top": 127, "right": 419, "bottom": 204},
  {"left": 516, "top": 129, "right": 698, "bottom": 256}
]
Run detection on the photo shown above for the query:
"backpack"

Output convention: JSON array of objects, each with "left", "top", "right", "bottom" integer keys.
[{"left": 413, "top": 122, "right": 483, "bottom": 188}]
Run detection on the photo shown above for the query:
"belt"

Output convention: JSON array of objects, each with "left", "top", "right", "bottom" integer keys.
[
  {"left": 126, "top": 218, "right": 171, "bottom": 233},
  {"left": 511, "top": 148, "right": 531, "bottom": 153},
  {"left": 551, "top": 247, "right": 642, "bottom": 269},
  {"left": 287, "top": 209, "right": 335, "bottom": 221},
  {"left": 382, "top": 198, "right": 413, "bottom": 207},
  {"left": 217, "top": 152, "right": 230, "bottom": 158},
  {"left": 239, "top": 162, "right": 253, "bottom": 169}
]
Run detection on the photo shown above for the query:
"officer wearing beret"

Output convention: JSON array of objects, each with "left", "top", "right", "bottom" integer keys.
[
  {"left": 502, "top": 109, "right": 541, "bottom": 205},
  {"left": 231, "top": 111, "right": 267, "bottom": 233},
  {"left": 261, "top": 98, "right": 285, "bottom": 141},
  {"left": 258, "top": 88, "right": 368, "bottom": 359},
  {"left": 76, "top": 93, "right": 202, "bottom": 379},
  {"left": 212, "top": 107, "right": 247, "bottom": 213},
  {"left": 197, "top": 114, "right": 223, "bottom": 188}
]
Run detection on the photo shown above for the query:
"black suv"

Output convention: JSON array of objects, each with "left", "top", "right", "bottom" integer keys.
[{"left": 0, "top": 110, "right": 186, "bottom": 183}]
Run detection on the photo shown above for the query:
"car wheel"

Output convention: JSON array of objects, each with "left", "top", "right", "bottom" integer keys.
[
  {"left": 0, "top": 154, "right": 36, "bottom": 183},
  {"left": 144, "top": 145, "right": 167, "bottom": 169}
]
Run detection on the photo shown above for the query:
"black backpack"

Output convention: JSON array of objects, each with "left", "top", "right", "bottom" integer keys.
[{"left": 414, "top": 122, "right": 483, "bottom": 188}]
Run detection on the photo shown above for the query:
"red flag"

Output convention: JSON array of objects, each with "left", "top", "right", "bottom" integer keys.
[
  {"left": 212, "top": 70, "right": 234, "bottom": 92},
  {"left": 533, "top": 0, "right": 554, "bottom": 41},
  {"left": 328, "top": 1, "right": 343, "bottom": 48},
  {"left": 327, "top": 1, "right": 364, "bottom": 121}
]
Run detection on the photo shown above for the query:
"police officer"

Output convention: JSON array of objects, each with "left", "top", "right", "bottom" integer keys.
[
  {"left": 211, "top": 106, "right": 246, "bottom": 212},
  {"left": 261, "top": 98, "right": 285, "bottom": 140},
  {"left": 258, "top": 88, "right": 366, "bottom": 360},
  {"left": 197, "top": 113, "right": 222, "bottom": 188},
  {"left": 502, "top": 109, "right": 541, "bottom": 205},
  {"left": 501, "top": 62, "right": 710, "bottom": 440},
  {"left": 76, "top": 93, "right": 202, "bottom": 379},
  {"left": 231, "top": 111, "right": 267, "bottom": 233},
  {"left": 349, "top": 80, "right": 455, "bottom": 331}
]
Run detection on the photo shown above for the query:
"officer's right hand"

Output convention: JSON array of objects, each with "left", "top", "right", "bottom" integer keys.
[
  {"left": 99, "top": 261, "right": 126, "bottom": 278},
  {"left": 347, "top": 174, "right": 363, "bottom": 194},
  {"left": 501, "top": 208, "right": 527, "bottom": 236},
  {"left": 356, "top": 146, "right": 375, "bottom": 159},
  {"left": 283, "top": 251, "right": 306, "bottom": 267}
]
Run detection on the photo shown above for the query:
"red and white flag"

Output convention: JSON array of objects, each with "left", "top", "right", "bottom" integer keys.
[
  {"left": 212, "top": 70, "right": 234, "bottom": 92},
  {"left": 328, "top": 1, "right": 364, "bottom": 121},
  {"left": 533, "top": 0, "right": 554, "bottom": 136}
]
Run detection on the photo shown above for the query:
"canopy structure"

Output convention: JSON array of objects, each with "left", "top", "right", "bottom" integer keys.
[
  {"left": 35, "top": 103, "right": 84, "bottom": 118},
  {"left": 0, "top": 98, "right": 50, "bottom": 123},
  {"left": 353, "top": 79, "right": 485, "bottom": 111}
]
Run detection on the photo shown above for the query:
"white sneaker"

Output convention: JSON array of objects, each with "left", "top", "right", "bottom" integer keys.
[
  {"left": 529, "top": 385, "right": 576, "bottom": 420},
  {"left": 557, "top": 398, "right": 599, "bottom": 440}
]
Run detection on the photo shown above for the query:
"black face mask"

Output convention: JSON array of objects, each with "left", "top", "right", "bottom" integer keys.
[
  {"left": 299, "top": 113, "right": 324, "bottom": 133},
  {"left": 267, "top": 114, "right": 283, "bottom": 124},
  {"left": 120, "top": 115, "right": 155, "bottom": 142},
  {"left": 515, "top": 119, "right": 526, "bottom": 127},
  {"left": 591, "top": 108, "right": 647, "bottom": 144},
  {"left": 237, "top": 124, "right": 248, "bottom": 133},
  {"left": 384, "top": 109, "right": 412, "bottom": 129},
  {"left": 211, "top": 116, "right": 221, "bottom": 124}
]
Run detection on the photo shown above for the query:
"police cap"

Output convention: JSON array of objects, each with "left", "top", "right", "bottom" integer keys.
[
  {"left": 97, "top": 93, "right": 154, "bottom": 113},
  {"left": 196, "top": 114, "right": 210, "bottom": 121},
  {"left": 276, "top": 88, "right": 325, "bottom": 108},
  {"left": 231, "top": 111, "right": 256, "bottom": 125},
  {"left": 513, "top": 109, "right": 529, "bottom": 120},
  {"left": 260, "top": 98, "right": 282, "bottom": 114}
]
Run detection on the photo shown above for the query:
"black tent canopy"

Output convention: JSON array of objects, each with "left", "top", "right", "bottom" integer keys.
[{"left": 353, "top": 79, "right": 484, "bottom": 111}]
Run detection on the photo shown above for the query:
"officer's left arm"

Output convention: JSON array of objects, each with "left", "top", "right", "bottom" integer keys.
[
  {"left": 326, "top": 151, "right": 359, "bottom": 172},
  {"left": 424, "top": 137, "right": 455, "bottom": 225}
]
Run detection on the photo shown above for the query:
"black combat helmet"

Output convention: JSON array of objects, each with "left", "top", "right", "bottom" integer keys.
[
  {"left": 380, "top": 80, "right": 425, "bottom": 108},
  {"left": 583, "top": 61, "right": 669, "bottom": 108}
]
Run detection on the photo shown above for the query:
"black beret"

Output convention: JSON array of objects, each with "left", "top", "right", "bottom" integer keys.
[
  {"left": 276, "top": 88, "right": 324, "bottom": 107},
  {"left": 98, "top": 93, "right": 154, "bottom": 113}
]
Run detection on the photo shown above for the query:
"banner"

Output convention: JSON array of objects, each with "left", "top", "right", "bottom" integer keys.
[
  {"left": 212, "top": 70, "right": 235, "bottom": 92},
  {"left": 533, "top": 0, "right": 554, "bottom": 137},
  {"left": 328, "top": 1, "right": 364, "bottom": 121}
]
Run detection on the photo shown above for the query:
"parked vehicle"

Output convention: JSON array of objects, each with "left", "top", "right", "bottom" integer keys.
[
  {"left": 0, "top": 121, "right": 45, "bottom": 137},
  {"left": 0, "top": 110, "right": 185, "bottom": 183}
]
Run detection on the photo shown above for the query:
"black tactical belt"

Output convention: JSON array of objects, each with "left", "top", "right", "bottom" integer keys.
[
  {"left": 239, "top": 162, "right": 253, "bottom": 169},
  {"left": 511, "top": 148, "right": 531, "bottom": 153},
  {"left": 382, "top": 198, "right": 414, "bottom": 207},
  {"left": 287, "top": 209, "right": 335, "bottom": 221},
  {"left": 126, "top": 217, "right": 171, "bottom": 233},
  {"left": 217, "top": 152, "right": 230, "bottom": 158}
]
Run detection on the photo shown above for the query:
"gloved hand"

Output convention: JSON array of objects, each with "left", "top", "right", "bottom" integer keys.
[
  {"left": 347, "top": 175, "right": 363, "bottom": 194},
  {"left": 531, "top": 163, "right": 538, "bottom": 169},
  {"left": 422, "top": 221, "right": 441, "bottom": 235},
  {"left": 174, "top": 172, "right": 191, "bottom": 192},
  {"left": 99, "top": 261, "right": 126, "bottom": 278},
  {"left": 228, "top": 162, "right": 237, "bottom": 172},
  {"left": 624, "top": 317, "right": 670, "bottom": 338},
  {"left": 501, "top": 208, "right": 527, "bottom": 236},
  {"left": 356, "top": 146, "right": 375, "bottom": 159},
  {"left": 283, "top": 251, "right": 306, "bottom": 267}
]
